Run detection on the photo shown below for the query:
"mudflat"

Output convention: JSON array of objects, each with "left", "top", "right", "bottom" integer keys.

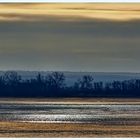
[{"left": 0, "top": 122, "right": 140, "bottom": 137}]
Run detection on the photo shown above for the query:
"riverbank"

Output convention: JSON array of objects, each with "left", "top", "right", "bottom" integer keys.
[
  {"left": 0, "top": 121, "right": 140, "bottom": 137},
  {"left": 0, "top": 98, "right": 140, "bottom": 104}
]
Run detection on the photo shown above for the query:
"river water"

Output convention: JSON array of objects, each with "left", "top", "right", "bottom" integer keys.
[{"left": 0, "top": 103, "right": 140, "bottom": 123}]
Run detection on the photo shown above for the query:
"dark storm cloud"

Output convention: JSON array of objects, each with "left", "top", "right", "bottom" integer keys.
[
  {"left": 0, "top": 19, "right": 140, "bottom": 37},
  {"left": 0, "top": 18, "right": 140, "bottom": 72}
]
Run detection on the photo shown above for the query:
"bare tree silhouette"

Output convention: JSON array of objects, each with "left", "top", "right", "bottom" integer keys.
[{"left": 3, "top": 71, "right": 21, "bottom": 86}]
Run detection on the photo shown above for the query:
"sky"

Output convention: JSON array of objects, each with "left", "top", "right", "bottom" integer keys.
[{"left": 0, "top": 3, "right": 140, "bottom": 72}]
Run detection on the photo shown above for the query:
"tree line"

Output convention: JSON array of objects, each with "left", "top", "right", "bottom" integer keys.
[{"left": 0, "top": 71, "right": 140, "bottom": 98}]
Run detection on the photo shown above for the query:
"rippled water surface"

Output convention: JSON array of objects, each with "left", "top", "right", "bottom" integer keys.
[{"left": 0, "top": 103, "right": 140, "bottom": 123}]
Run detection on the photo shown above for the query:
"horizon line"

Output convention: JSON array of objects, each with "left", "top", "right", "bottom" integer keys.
[{"left": 0, "top": 70, "right": 140, "bottom": 74}]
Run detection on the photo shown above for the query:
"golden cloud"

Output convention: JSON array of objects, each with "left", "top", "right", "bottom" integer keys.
[{"left": 0, "top": 3, "right": 140, "bottom": 22}]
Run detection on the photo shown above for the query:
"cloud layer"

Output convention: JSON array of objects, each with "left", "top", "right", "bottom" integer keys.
[
  {"left": 0, "top": 4, "right": 140, "bottom": 72},
  {"left": 0, "top": 4, "right": 140, "bottom": 21}
]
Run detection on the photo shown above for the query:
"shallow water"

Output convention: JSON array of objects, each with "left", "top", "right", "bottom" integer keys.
[{"left": 0, "top": 103, "right": 140, "bottom": 123}]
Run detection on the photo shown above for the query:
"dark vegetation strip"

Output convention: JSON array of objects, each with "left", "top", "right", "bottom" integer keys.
[{"left": 0, "top": 71, "right": 140, "bottom": 98}]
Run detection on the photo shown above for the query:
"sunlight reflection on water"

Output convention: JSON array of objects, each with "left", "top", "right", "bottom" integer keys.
[{"left": 0, "top": 103, "right": 140, "bottom": 123}]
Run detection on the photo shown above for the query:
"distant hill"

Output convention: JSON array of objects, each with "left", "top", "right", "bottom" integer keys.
[{"left": 1, "top": 71, "right": 140, "bottom": 86}]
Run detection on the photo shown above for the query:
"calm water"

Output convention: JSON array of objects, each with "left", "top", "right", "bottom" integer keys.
[{"left": 0, "top": 103, "right": 140, "bottom": 123}]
